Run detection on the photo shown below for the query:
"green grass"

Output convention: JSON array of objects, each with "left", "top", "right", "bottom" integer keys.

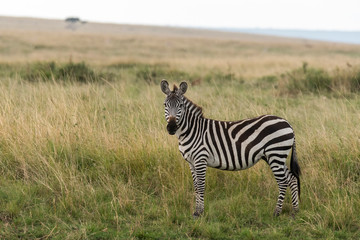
[
  {"left": 0, "top": 62, "right": 360, "bottom": 239},
  {"left": 282, "top": 62, "right": 360, "bottom": 95}
]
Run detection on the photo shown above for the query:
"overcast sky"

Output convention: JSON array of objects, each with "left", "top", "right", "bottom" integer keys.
[{"left": 1, "top": 0, "right": 359, "bottom": 31}]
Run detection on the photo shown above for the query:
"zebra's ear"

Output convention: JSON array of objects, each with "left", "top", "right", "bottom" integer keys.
[
  {"left": 178, "top": 82, "right": 188, "bottom": 95},
  {"left": 161, "top": 80, "right": 171, "bottom": 95}
]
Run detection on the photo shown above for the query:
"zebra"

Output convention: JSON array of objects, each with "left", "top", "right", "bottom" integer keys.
[{"left": 160, "top": 80, "right": 301, "bottom": 217}]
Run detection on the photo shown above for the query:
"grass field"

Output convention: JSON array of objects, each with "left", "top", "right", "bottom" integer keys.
[{"left": 0, "top": 17, "right": 360, "bottom": 239}]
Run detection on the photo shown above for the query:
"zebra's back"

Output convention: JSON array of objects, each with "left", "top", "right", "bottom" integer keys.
[{"left": 204, "top": 115, "right": 294, "bottom": 170}]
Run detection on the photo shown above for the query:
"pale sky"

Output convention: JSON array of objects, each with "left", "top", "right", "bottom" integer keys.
[{"left": 1, "top": 0, "right": 360, "bottom": 31}]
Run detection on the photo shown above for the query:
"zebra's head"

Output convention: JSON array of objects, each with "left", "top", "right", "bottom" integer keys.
[{"left": 161, "top": 80, "right": 188, "bottom": 135}]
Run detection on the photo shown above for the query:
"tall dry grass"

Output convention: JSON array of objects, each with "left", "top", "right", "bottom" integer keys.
[{"left": 0, "top": 74, "right": 359, "bottom": 238}]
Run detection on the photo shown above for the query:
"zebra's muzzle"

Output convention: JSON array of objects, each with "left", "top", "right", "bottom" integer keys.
[{"left": 167, "top": 117, "right": 177, "bottom": 135}]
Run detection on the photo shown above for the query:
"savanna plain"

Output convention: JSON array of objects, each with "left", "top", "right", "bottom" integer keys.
[{"left": 0, "top": 17, "right": 360, "bottom": 239}]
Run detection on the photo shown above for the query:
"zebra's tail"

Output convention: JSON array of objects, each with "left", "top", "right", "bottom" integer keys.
[{"left": 290, "top": 138, "right": 301, "bottom": 199}]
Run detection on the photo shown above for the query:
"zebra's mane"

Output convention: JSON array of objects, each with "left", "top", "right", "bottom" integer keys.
[
  {"left": 183, "top": 95, "right": 204, "bottom": 118},
  {"left": 171, "top": 84, "right": 179, "bottom": 94},
  {"left": 172, "top": 84, "right": 204, "bottom": 117}
]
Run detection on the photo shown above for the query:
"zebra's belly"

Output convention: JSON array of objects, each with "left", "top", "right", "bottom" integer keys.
[{"left": 206, "top": 152, "right": 262, "bottom": 171}]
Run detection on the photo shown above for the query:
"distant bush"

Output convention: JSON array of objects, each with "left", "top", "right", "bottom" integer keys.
[
  {"left": 274, "top": 63, "right": 360, "bottom": 95},
  {"left": 204, "top": 69, "right": 244, "bottom": 85},
  {"left": 109, "top": 62, "right": 196, "bottom": 85},
  {"left": 134, "top": 64, "right": 167, "bottom": 84},
  {"left": 106, "top": 62, "right": 247, "bottom": 86},
  {"left": 58, "top": 62, "right": 97, "bottom": 83},
  {"left": 23, "top": 62, "right": 57, "bottom": 81},
  {"left": 0, "top": 63, "right": 18, "bottom": 77},
  {"left": 256, "top": 75, "right": 278, "bottom": 89},
  {"left": 109, "top": 62, "right": 147, "bottom": 69},
  {"left": 284, "top": 62, "right": 332, "bottom": 94},
  {"left": 21, "top": 62, "right": 113, "bottom": 83},
  {"left": 350, "top": 70, "right": 360, "bottom": 92}
]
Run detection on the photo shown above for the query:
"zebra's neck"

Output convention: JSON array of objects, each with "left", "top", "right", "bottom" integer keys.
[{"left": 176, "top": 97, "right": 205, "bottom": 141}]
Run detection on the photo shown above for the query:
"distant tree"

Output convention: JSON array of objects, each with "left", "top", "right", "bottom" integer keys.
[
  {"left": 65, "top": 17, "right": 81, "bottom": 30},
  {"left": 65, "top": 17, "right": 80, "bottom": 23}
]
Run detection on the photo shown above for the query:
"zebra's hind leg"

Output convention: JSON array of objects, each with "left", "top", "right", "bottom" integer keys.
[
  {"left": 289, "top": 173, "right": 300, "bottom": 216},
  {"left": 269, "top": 160, "right": 290, "bottom": 216}
]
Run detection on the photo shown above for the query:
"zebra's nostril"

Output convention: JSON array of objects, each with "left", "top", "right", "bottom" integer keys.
[
  {"left": 168, "top": 116, "right": 176, "bottom": 123},
  {"left": 167, "top": 115, "right": 177, "bottom": 134},
  {"left": 167, "top": 120, "right": 177, "bottom": 134}
]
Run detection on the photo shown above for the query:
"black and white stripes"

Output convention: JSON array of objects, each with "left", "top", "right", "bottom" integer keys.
[{"left": 161, "top": 80, "right": 301, "bottom": 217}]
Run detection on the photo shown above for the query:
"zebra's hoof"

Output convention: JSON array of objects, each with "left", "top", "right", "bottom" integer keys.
[
  {"left": 193, "top": 211, "right": 202, "bottom": 219},
  {"left": 273, "top": 209, "right": 281, "bottom": 217},
  {"left": 291, "top": 209, "right": 299, "bottom": 219}
]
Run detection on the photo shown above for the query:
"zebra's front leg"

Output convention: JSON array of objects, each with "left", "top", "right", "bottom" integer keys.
[
  {"left": 190, "top": 160, "right": 207, "bottom": 218},
  {"left": 188, "top": 162, "right": 198, "bottom": 199}
]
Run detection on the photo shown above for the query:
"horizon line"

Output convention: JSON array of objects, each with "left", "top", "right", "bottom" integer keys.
[{"left": 1, "top": 15, "right": 360, "bottom": 33}]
